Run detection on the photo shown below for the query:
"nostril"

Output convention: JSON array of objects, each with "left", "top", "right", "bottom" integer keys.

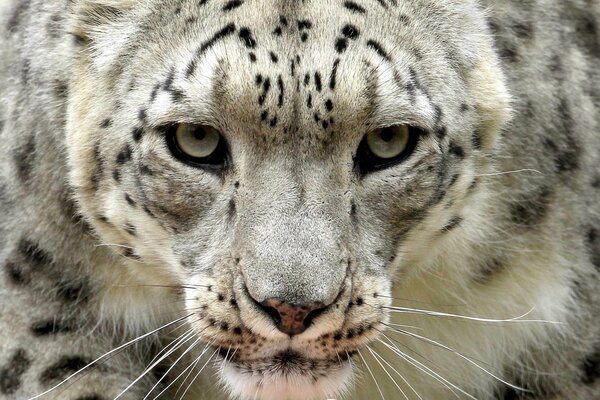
[
  {"left": 258, "top": 303, "right": 282, "bottom": 326},
  {"left": 257, "top": 298, "right": 327, "bottom": 336},
  {"left": 303, "top": 306, "right": 327, "bottom": 329}
]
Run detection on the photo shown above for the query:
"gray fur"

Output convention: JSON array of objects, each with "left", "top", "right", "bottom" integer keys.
[{"left": 0, "top": 0, "right": 598, "bottom": 399}]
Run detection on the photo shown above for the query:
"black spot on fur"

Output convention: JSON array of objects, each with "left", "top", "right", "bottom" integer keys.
[
  {"left": 510, "top": 187, "right": 553, "bottom": 228},
  {"left": 366, "top": 40, "right": 391, "bottom": 61},
  {"left": 19, "top": 239, "right": 52, "bottom": 265},
  {"left": 325, "top": 99, "right": 334, "bottom": 111},
  {"left": 471, "top": 131, "right": 482, "bottom": 149},
  {"left": 124, "top": 223, "right": 136, "bottom": 236},
  {"left": 138, "top": 108, "right": 147, "bottom": 122},
  {"left": 583, "top": 348, "right": 600, "bottom": 384},
  {"left": 222, "top": 0, "right": 243, "bottom": 11},
  {"left": 132, "top": 127, "right": 144, "bottom": 142},
  {"left": 248, "top": 52, "right": 257, "bottom": 62},
  {"left": 449, "top": 142, "right": 465, "bottom": 159},
  {"left": 14, "top": 136, "right": 36, "bottom": 184},
  {"left": 342, "top": 24, "right": 360, "bottom": 39},
  {"left": 116, "top": 145, "right": 132, "bottom": 164},
  {"left": 199, "top": 23, "right": 236, "bottom": 55},
  {"left": 5, "top": 261, "right": 28, "bottom": 285},
  {"left": 228, "top": 199, "right": 236, "bottom": 220},
  {"left": 329, "top": 59, "right": 340, "bottom": 90},
  {"left": 277, "top": 76, "right": 284, "bottom": 107},
  {"left": 335, "top": 38, "right": 348, "bottom": 53},
  {"left": 40, "top": 356, "right": 92, "bottom": 385},
  {"left": 100, "top": 119, "right": 111, "bottom": 128},
  {"left": 125, "top": 194, "right": 137, "bottom": 207},
  {"left": 31, "top": 319, "right": 75, "bottom": 336},
  {"left": 343, "top": 1, "right": 366, "bottom": 13},
  {"left": 513, "top": 22, "right": 533, "bottom": 39},
  {"left": 7, "top": 0, "right": 30, "bottom": 31},
  {"left": 238, "top": 27, "right": 256, "bottom": 48},
  {"left": 57, "top": 281, "right": 90, "bottom": 303},
  {"left": 441, "top": 216, "right": 463, "bottom": 233},
  {"left": 314, "top": 72, "right": 322, "bottom": 92},
  {"left": 258, "top": 78, "right": 271, "bottom": 105},
  {"left": 269, "top": 51, "right": 279, "bottom": 63},
  {"left": 0, "top": 349, "right": 31, "bottom": 394}
]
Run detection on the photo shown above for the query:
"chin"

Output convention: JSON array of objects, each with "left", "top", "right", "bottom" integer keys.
[{"left": 218, "top": 351, "right": 354, "bottom": 400}]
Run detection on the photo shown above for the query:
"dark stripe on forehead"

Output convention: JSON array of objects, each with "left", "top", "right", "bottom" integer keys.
[
  {"left": 375, "top": 0, "right": 389, "bottom": 9},
  {"left": 199, "top": 23, "right": 237, "bottom": 55},
  {"left": 344, "top": 1, "right": 366, "bottom": 14},
  {"left": 367, "top": 40, "right": 391, "bottom": 61},
  {"left": 222, "top": 0, "right": 243, "bottom": 11},
  {"left": 329, "top": 59, "right": 340, "bottom": 90}
]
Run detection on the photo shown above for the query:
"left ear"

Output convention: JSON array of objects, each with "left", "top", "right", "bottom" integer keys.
[
  {"left": 465, "top": 55, "right": 512, "bottom": 150},
  {"left": 68, "top": 0, "right": 141, "bottom": 72},
  {"left": 68, "top": 0, "right": 139, "bottom": 42}
]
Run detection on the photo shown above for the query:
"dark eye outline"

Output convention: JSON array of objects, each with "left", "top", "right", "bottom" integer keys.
[
  {"left": 165, "top": 124, "right": 230, "bottom": 172},
  {"left": 355, "top": 125, "right": 423, "bottom": 175}
]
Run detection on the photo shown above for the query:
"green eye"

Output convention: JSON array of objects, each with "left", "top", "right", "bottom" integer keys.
[
  {"left": 366, "top": 126, "right": 410, "bottom": 159},
  {"left": 167, "top": 123, "right": 228, "bottom": 169},
  {"left": 356, "top": 125, "right": 421, "bottom": 175}
]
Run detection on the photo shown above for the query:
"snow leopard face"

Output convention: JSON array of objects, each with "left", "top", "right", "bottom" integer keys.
[{"left": 66, "top": 0, "right": 509, "bottom": 398}]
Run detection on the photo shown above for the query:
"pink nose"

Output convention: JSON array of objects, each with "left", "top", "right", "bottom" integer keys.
[{"left": 259, "top": 299, "right": 327, "bottom": 336}]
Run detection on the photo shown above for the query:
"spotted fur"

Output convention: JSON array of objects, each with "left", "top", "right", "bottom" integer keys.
[{"left": 0, "top": 0, "right": 598, "bottom": 399}]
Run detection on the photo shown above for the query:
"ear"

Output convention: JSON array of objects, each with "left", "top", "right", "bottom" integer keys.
[
  {"left": 68, "top": 0, "right": 140, "bottom": 72},
  {"left": 464, "top": 41, "right": 513, "bottom": 150},
  {"left": 68, "top": 0, "right": 139, "bottom": 45}
]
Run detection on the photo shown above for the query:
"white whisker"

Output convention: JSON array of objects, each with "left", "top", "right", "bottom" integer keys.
[
  {"left": 357, "top": 348, "right": 386, "bottom": 400},
  {"left": 113, "top": 330, "right": 198, "bottom": 399},
  {"left": 27, "top": 314, "right": 192, "bottom": 400},
  {"left": 143, "top": 335, "right": 203, "bottom": 400},
  {"left": 369, "top": 346, "right": 424, "bottom": 400},
  {"left": 384, "top": 324, "right": 524, "bottom": 391},
  {"left": 366, "top": 345, "right": 410, "bottom": 400},
  {"left": 178, "top": 348, "right": 219, "bottom": 400},
  {"left": 383, "top": 306, "right": 560, "bottom": 325},
  {"left": 378, "top": 336, "right": 475, "bottom": 400}
]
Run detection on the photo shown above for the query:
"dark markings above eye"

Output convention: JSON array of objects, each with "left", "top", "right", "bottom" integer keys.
[
  {"left": 343, "top": 1, "right": 366, "bottom": 13},
  {"left": 238, "top": 27, "right": 256, "bottom": 48},
  {"left": 375, "top": 0, "right": 388, "bottom": 9},
  {"left": 314, "top": 72, "right": 322, "bottom": 92},
  {"left": 297, "top": 20, "right": 313, "bottom": 30},
  {"left": 335, "top": 38, "right": 348, "bottom": 53},
  {"left": 342, "top": 24, "right": 360, "bottom": 39},
  {"left": 199, "top": 23, "right": 236, "bottom": 55},
  {"left": 222, "top": 0, "right": 243, "bottom": 11},
  {"left": 277, "top": 76, "right": 284, "bottom": 107},
  {"left": 329, "top": 59, "right": 340, "bottom": 90},
  {"left": 366, "top": 40, "right": 391, "bottom": 61},
  {"left": 258, "top": 78, "right": 271, "bottom": 105},
  {"left": 116, "top": 145, "right": 132, "bottom": 164}
]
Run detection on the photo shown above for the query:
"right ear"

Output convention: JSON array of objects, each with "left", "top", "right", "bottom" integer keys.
[{"left": 68, "top": 0, "right": 140, "bottom": 45}]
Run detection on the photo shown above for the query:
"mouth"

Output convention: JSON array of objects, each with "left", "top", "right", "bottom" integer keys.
[{"left": 218, "top": 349, "right": 355, "bottom": 400}]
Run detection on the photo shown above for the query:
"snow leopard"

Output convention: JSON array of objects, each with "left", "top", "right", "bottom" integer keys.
[{"left": 0, "top": 0, "right": 598, "bottom": 399}]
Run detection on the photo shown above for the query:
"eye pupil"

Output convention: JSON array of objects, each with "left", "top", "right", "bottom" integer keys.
[
  {"left": 380, "top": 129, "right": 394, "bottom": 142},
  {"left": 194, "top": 128, "right": 207, "bottom": 141}
]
